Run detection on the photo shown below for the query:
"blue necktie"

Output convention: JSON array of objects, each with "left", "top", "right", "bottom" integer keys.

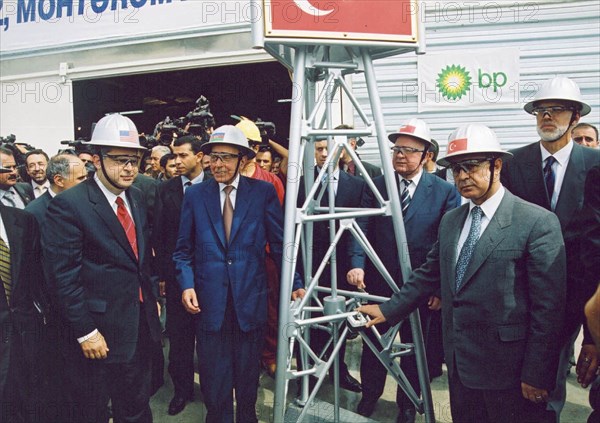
[
  {"left": 455, "top": 206, "right": 483, "bottom": 290},
  {"left": 544, "top": 156, "right": 556, "bottom": 209}
]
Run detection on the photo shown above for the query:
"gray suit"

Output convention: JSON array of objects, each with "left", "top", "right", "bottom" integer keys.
[{"left": 380, "top": 190, "right": 566, "bottom": 419}]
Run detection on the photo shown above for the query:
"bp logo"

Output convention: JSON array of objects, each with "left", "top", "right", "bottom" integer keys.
[{"left": 436, "top": 65, "right": 472, "bottom": 100}]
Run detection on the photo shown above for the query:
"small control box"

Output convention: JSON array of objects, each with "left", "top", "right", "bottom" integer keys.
[{"left": 347, "top": 312, "right": 369, "bottom": 330}]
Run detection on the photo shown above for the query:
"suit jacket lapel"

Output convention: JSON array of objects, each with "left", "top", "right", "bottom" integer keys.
[
  {"left": 404, "top": 172, "right": 433, "bottom": 222},
  {"left": 1, "top": 207, "right": 24, "bottom": 291},
  {"left": 127, "top": 189, "right": 144, "bottom": 266},
  {"left": 458, "top": 192, "right": 512, "bottom": 292},
  {"left": 520, "top": 144, "right": 549, "bottom": 209},
  {"left": 446, "top": 205, "right": 468, "bottom": 296},
  {"left": 205, "top": 179, "right": 227, "bottom": 249},
  {"left": 335, "top": 171, "right": 352, "bottom": 206},
  {"left": 229, "top": 177, "right": 251, "bottom": 246},
  {"left": 88, "top": 181, "right": 138, "bottom": 262},
  {"left": 168, "top": 177, "right": 184, "bottom": 213},
  {"left": 554, "top": 143, "right": 586, "bottom": 231}
]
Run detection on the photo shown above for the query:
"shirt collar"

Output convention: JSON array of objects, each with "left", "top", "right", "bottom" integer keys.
[
  {"left": 540, "top": 141, "right": 573, "bottom": 167},
  {"left": 32, "top": 179, "right": 50, "bottom": 190},
  {"left": 400, "top": 167, "right": 423, "bottom": 186},
  {"left": 218, "top": 173, "right": 241, "bottom": 192},
  {"left": 181, "top": 171, "right": 205, "bottom": 187},
  {"left": 94, "top": 173, "right": 126, "bottom": 206},
  {"left": 469, "top": 185, "right": 505, "bottom": 220},
  {"left": 48, "top": 187, "right": 58, "bottom": 198}
]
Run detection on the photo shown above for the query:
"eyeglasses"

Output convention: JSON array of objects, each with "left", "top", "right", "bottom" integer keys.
[
  {"left": 531, "top": 106, "right": 573, "bottom": 117},
  {"left": 391, "top": 146, "right": 424, "bottom": 156},
  {"left": 103, "top": 154, "right": 140, "bottom": 167},
  {"left": 449, "top": 159, "right": 491, "bottom": 176},
  {"left": 209, "top": 152, "right": 241, "bottom": 163}
]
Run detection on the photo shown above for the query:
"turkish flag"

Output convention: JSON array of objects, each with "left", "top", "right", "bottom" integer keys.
[
  {"left": 267, "top": 0, "right": 416, "bottom": 40},
  {"left": 447, "top": 138, "right": 468, "bottom": 154}
]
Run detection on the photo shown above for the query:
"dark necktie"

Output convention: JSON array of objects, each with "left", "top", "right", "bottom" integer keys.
[
  {"left": 184, "top": 181, "right": 192, "bottom": 192},
  {"left": 400, "top": 179, "right": 411, "bottom": 216},
  {"left": 544, "top": 156, "right": 557, "bottom": 209},
  {"left": 2, "top": 190, "right": 16, "bottom": 208},
  {"left": 116, "top": 197, "right": 142, "bottom": 301},
  {"left": 223, "top": 186, "right": 234, "bottom": 244},
  {"left": 347, "top": 161, "right": 356, "bottom": 176},
  {"left": 0, "top": 237, "right": 11, "bottom": 305},
  {"left": 455, "top": 206, "right": 483, "bottom": 290}
]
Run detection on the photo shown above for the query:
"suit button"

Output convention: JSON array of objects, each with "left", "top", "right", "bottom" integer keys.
[{"left": 227, "top": 259, "right": 233, "bottom": 265}]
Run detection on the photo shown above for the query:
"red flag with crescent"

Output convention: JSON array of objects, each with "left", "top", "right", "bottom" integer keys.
[{"left": 448, "top": 138, "right": 468, "bottom": 154}]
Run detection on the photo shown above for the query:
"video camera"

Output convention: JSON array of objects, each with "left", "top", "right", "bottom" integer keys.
[
  {"left": 186, "top": 95, "right": 215, "bottom": 142},
  {"left": 255, "top": 118, "right": 276, "bottom": 142},
  {"left": 154, "top": 116, "right": 183, "bottom": 146}
]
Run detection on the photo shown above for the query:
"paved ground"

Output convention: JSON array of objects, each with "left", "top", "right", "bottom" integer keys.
[{"left": 147, "top": 333, "right": 593, "bottom": 422}]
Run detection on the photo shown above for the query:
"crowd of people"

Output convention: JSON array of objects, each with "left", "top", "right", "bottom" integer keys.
[{"left": 0, "top": 75, "right": 598, "bottom": 423}]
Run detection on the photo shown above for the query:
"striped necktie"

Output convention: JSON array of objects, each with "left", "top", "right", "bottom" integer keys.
[
  {"left": 0, "top": 236, "right": 11, "bottom": 305},
  {"left": 400, "top": 179, "right": 411, "bottom": 216}
]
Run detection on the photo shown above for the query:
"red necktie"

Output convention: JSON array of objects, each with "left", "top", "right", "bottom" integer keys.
[
  {"left": 347, "top": 161, "right": 356, "bottom": 176},
  {"left": 115, "top": 197, "right": 143, "bottom": 301}
]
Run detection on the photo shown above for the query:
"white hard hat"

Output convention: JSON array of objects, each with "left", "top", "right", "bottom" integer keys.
[
  {"left": 437, "top": 124, "right": 513, "bottom": 167},
  {"left": 235, "top": 117, "right": 261, "bottom": 143},
  {"left": 524, "top": 76, "right": 591, "bottom": 116},
  {"left": 88, "top": 114, "right": 146, "bottom": 150},
  {"left": 387, "top": 118, "right": 433, "bottom": 147},
  {"left": 200, "top": 125, "right": 256, "bottom": 159}
]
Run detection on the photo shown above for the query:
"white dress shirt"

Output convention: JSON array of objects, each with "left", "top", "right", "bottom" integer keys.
[
  {"left": 456, "top": 186, "right": 505, "bottom": 261},
  {"left": 219, "top": 173, "right": 241, "bottom": 211}
]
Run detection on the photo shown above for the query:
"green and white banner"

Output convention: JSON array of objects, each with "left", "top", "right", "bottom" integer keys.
[{"left": 417, "top": 47, "right": 520, "bottom": 112}]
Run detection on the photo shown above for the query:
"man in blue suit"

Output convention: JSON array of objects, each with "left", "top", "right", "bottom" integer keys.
[
  {"left": 174, "top": 125, "right": 304, "bottom": 423},
  {"left": 347, "top": 119, "right": 461, "bottom": 422}
]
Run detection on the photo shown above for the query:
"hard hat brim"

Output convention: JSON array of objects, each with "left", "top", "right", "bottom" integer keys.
[
  {"left": 524, "top": 99, "right": 591, "bottom": 116},
  {"left": 85, "top": 140, "right": 147, "bottom": 151},
  {"left": 437, "top": 150, "right": 513, "bottom": 168},
  {"left": 200, "top": 142, "right": 256, "bottom": 160},
  {"left": 387, "top": 132, "right": 433, "bottom": 146}
]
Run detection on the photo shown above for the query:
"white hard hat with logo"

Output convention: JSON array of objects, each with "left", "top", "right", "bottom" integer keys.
[
  {"left": 88, "top": 114, "right": 146, "bottom": 150},
  {"left": 387, "top": 118, "right": 434, "bottom": 147},
  {"left": 524, "top": 76, "right": 591, "bottom": 116},
  {"left": 437, "top": 124, "right": 513, "bottom": 167},
  {"left": 200, "top": 125, "right": 256, "bottom": 159},
  {"left": 235, "top": 117, "right": 261, "bottom": 143}
]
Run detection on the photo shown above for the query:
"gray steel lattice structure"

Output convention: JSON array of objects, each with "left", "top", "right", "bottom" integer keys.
[{"left": 250, "top": 5, "right": 435, "bottom": 422}]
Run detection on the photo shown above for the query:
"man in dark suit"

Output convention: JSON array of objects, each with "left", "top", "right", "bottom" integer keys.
[
  {"left": 347, "top": 119, "right": 460, "bottom": 422},
  {"left": 42, "top": 114, "right": 162, "bottom": 423},
  {"left": 358, "top": 124, "right": 566, "bottom": 422},
  {"left": 336, "top": 124, "right": 382, "bottom": 180},
  {"left": 152, "top": 135, "right": 208, "bottom": 415},
  {"left": 0, "top": 168, "right": 46, "bottom": 422},
  {"left": 174, "top": 126, "right": 304, "bottom": 423},
  {"left": 25, "top": 154, "right": 88, "bottom": 225},
  {"left": 500, "top": 76, "right": 600, "bottom": 419},
  {"left": 0, "top": 146, "right": 33, "bottom": 209},
  {"left": 297, "top": 137, "right": 365, "bottom": 393}
]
